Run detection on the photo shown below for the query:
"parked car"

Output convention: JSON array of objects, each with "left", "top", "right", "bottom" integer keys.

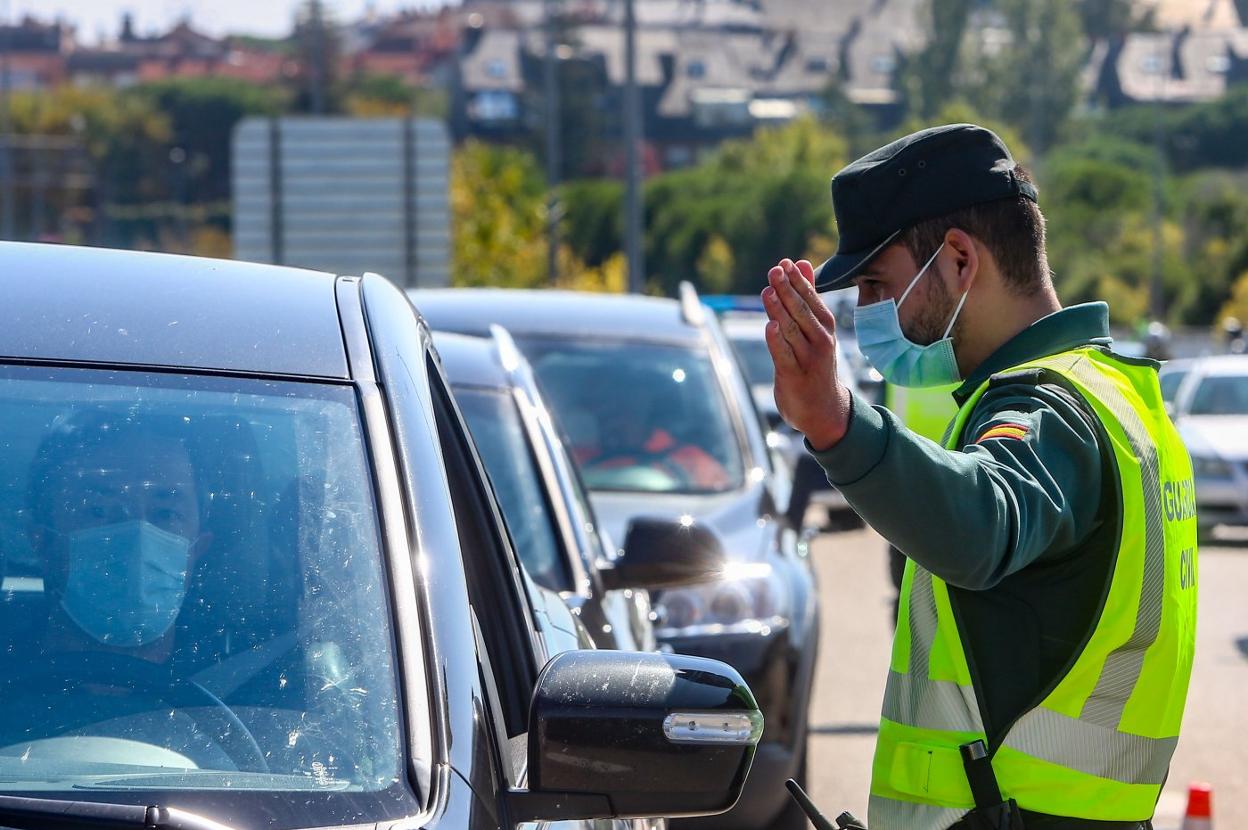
[
  {"left": 433, "top": 327, "right": 725, "bottom": 654},
  {"left": 1159, "top": 358, "right": 1196, "bottom": 407},
  {"left": 0, "top": 243, "right": 763, "bottom": 830},
  {"left": 1167, "top": 355, "right": 1248, "bottom": 536},
  {"left": 410, "top": 286, "right": 819, "bottom": 830}
]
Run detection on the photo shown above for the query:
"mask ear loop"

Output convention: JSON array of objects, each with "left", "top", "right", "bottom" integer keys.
[
  {"left": 898, "top": 242, "right": 945, "bottom": 309},
  {"left": 942, "top": 286, "right": 971, "bottom": 339}
]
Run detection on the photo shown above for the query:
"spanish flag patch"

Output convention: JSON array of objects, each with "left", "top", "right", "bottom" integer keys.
[{"left": 976, "top": 423, "right": 1030, "bottom": 443}]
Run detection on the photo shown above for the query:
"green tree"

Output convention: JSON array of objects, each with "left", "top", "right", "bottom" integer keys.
[
  {"left": 970, "top": 0, "right": 1086, "bottom": 154},
  {"left": 9, "top": 86, "right": 171, "bottom": 247},
  {"left": 1098, "top": 88, "right": 1248, "bottom": 173},
  {"left": 1075, "top": 0, "right": 1149, "bottom": 39},
  {"left": 343, "top": 74, "right": 448, "bottom": 119},
  {"left": 561, "top": 178, "right": 623, "bottom": 266},
  {"left": 130, "top": 77, "right": 285, "bottom": 205},
  {"left": 643, "top": 118, "right": 845, "bottom": 296},
  {"left": 451, "top": 140, "right": 548, "bottom": 287},
  {"left": 451, "top": 140, "right": 615, "bottom": 289},
  {"left": 901, "top": 0, "right": 974, "bottom": 120}
]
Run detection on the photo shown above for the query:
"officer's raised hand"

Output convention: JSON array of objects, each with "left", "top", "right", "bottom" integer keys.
[{"left": 761, "top": 258, "right": 852, "bottom": 452}]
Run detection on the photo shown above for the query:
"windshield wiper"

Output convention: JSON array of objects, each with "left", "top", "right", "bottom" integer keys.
[{"left": 0, "top": 795, "right": 235, "bottom": 830}]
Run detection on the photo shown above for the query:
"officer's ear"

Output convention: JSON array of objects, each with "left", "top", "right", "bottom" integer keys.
[{"left": 942, "top": 228, "right": 980, "bottom": 294}]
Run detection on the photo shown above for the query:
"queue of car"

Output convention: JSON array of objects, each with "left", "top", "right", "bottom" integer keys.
[
  {"left": 0, "top": 243, "right": 768, "bottom": 830},
  {"left": 409, "top": 285, "right": 819, "bottom": 830}
]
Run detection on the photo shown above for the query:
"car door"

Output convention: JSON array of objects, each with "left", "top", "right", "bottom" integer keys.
[{"left": 428, "top": 359, "right": 628, "bottom": 830}]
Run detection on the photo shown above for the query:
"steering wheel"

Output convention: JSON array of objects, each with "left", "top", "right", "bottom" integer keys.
[{"left": 0, "top": 651, "right": 270, "bottom": 773}]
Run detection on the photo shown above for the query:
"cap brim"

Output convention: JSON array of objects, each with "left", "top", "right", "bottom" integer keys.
[{"left": 813, "top": 228, "right": 902, "bottom": 291}]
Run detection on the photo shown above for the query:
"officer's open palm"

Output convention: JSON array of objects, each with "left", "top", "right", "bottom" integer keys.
[{"left": 761, "top": 259, "right": 852, "bottom": 452}]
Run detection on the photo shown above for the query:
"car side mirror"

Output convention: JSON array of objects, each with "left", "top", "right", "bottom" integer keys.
[
  {"left": 507, "top": 650, "right": 762, "bottom": 822},
  {"left": 600, "top": 516, "right": 726, "bottom": 591}
]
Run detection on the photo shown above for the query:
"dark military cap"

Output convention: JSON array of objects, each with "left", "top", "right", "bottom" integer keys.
[{"left": 813, "top": 123, "right": 1038, "bottom": 291}]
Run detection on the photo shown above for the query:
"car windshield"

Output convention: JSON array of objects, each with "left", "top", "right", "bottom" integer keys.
[
  {"left": 1189, "top": 374, "right": 1248, "bottom": 415},
  {"left": 729, "top": 337, "right": 775, "bottom": 387},
  {"left": 518, "top": 338, "right": 745, "bottom": 494},
  {"left": 0, "top": 365, "right": 414, "bottom": 825},
  {"left": 1160, "top": 369, "right": 1188, "bottom": 404},
  {"left": 454, "top": 386, "right": 572, "bottom": 592}
]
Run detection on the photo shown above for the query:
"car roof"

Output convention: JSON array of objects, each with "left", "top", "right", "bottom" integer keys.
[
  {"left": 0, "top": 243, "right": 349, "bottom": 379},
  {"left": 432, "top": 330, "right": 510, "bottom": 390},
  {"left": 1187, "top": 354, "right": 1248, "bottom": 377},
  {"left": 410, "top": 288, "right": 703, "bottom": 344}
]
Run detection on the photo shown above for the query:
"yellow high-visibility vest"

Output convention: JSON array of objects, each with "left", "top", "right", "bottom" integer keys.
[
  {"left": 883, "top": 383, "right": 959, "bottom": 443},
  {"left": 870, "top": 348, "right": 1198, "bottom": 829}
]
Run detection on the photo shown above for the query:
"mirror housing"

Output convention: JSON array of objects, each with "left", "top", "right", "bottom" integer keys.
[
  {"left": 509, "top": 650, "right": 762, "bottom": 822},
  {"left": 600, "top": 516, "right": 726, "bottom": 591}
]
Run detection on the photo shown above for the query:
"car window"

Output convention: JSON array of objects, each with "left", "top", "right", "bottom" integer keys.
[
  {"left": 729, "top": 336, "right": 775, "bottom": 387},
  {"left": 453, "top": 385, "right": 573, "bottom": 592},
  {"left": 429, "top": 365, "right": 538, "bottom": 789},
  {"left": 1160, "top": 369, "right": 1188, "bottom": 404},
  {"left": 1189, "top": 374, "right": 1248, "bottom": 415},
  {"left": 0, "top": 365, "right": 409, "bottom": 817},
  {"left": 520, "top": 337, "right": 746, "bottom": 494}
]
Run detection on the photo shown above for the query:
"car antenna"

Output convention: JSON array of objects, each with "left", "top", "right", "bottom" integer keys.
[{"left": 678, "top": 281, "right": 706, "bottom": 327}]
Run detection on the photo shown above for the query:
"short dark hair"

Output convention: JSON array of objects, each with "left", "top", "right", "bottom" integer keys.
[
  {"left": 27, "top": 411, "right": 202, "bottom": 530},
  {"left": 898, "top": 165, "right": 1050, "bottom": 295}
]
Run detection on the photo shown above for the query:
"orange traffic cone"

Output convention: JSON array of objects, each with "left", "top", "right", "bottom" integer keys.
[{"left": 1181, "top": 782, "right": 1213, "bottom": 830}]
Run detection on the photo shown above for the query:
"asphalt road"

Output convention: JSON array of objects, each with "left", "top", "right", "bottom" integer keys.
[{"left": 804, "top": 526, "right": 1248, "bottom": 829}]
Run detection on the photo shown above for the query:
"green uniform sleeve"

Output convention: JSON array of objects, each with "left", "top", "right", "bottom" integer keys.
[{"left": 809, "top": 384, "right": 1103, "bottom": 590}]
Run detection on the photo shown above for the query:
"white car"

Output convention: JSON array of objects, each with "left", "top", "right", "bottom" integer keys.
[{"left": 1168, "top": 355, "right": 1248, "bottom": 536}]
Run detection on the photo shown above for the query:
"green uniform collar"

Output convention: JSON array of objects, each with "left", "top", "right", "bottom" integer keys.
[{"left": 953, "top": 302, "right": 1113, "bottom": 405}]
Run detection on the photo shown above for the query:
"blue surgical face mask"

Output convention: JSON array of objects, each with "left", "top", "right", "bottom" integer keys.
[
  {"left": 853, "top": 243, "right": 970, "bottom": 388},
  {"left": 60, "top": 520, "right": 192, "bottom": 648}
]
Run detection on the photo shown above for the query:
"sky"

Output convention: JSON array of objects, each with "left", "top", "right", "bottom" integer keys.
[{"left": 6, "top": 0, "right": 451, "bottom": 43}]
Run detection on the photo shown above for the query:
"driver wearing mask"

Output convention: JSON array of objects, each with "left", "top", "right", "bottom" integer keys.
[
  {"left": 0, "top": 413, "right": 259, "bottom": 768},
  {"left": 28, "top": 412, "right": 211, "bottom": 662}
]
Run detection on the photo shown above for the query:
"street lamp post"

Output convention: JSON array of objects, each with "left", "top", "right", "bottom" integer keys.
[
  {"left": 0, "top": 0, "right": 15, "bottom": 241},
  {"left": 623, "top": 0, "right": 644, "bottom": 293},
  {"left": 544, "top": 0, "right": 562, "bottom": 285}
]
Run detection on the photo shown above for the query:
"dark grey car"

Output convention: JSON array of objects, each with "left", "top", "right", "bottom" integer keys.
[
  {"left": 0, "top": 243, "right": 763, "bottom": 830},
  {"left": 410, "top": 287, "right": 820, "bottom": 830}
]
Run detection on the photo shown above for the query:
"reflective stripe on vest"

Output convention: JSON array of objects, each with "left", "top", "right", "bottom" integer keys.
[{"left": 869, "top": 347, "right": 1198, "bottom": 829}]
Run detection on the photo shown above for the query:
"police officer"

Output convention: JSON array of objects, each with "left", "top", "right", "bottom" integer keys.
[{"left": 761, "top": 124, "right": 1197, "bottom": 830}]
